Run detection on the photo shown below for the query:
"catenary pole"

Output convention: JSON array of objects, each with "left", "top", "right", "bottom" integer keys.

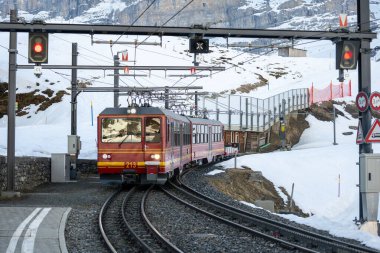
[
  {"left": 358, "top": 0, "right": 373, "bottom": 221},
  {"left": 71, "top": 43, "right": 78, "bottom": 135},
  {"left": 6, "top": 9, "right": 17, "bottom": 191}
]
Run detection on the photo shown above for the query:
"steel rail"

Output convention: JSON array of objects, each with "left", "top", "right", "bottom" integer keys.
[
  {"left": 176, "top": 172, "right": 379, "bottom": 253},
  {"left": 141, "top": 186, "right": 184, "bottom": 253},
  {"left": 121, "top": 186, "right": 183, "bottom": 253},
  {"left": 160, "top": 185, "right": 317, "bottom": 252},
  {"left": 121, "top": 186, "right": 154, "bottom": 252},
  {"left": 98, "top": 190, "right": 121, "bottom": 253}
]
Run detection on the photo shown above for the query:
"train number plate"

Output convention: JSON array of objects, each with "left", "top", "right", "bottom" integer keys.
[{"left": 125, "top": 162, "right": 137, "bottom": 169}]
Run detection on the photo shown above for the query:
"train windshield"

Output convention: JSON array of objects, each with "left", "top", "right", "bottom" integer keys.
[
  {"left": 145, "top": 117, "right": 161, "bottom": 143},
  {"left": 101, "top": 118, "right": 142, "bottom": 143}
]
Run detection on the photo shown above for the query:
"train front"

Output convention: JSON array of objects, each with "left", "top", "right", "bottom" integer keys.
[{"left": 97, "top": 107, "right": 166, "bottom": 184}]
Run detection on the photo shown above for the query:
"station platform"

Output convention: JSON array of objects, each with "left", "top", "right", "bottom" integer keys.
[{"left": 0, "top": 206, "right": 71, "bottom": 253}]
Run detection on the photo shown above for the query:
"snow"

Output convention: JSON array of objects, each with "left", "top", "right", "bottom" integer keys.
[
  {"left": 0, "top": 0, "right": 380, "bottom": 250},
  {"left": 217, "top": 108, "right": 380, "bottom": 249}
]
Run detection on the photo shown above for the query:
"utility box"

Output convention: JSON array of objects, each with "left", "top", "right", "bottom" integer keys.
[
  {"left": 68, "top": 135, "right": 81, "bottom": 155},
  {"left": 359, "top": 153, "right": 380, "bottom": 192},
  {"left": 51, "top": 153, "right": 70, "bottom": 182}
]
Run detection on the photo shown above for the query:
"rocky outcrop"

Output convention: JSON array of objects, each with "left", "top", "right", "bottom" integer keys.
[{"left": 1, "top": 0, "right": 360, "bottom": 30}]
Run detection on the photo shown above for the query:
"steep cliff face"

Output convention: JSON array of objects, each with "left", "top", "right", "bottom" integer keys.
[{"left": 0, "top": 0, "right": 360, "bottom": 29}]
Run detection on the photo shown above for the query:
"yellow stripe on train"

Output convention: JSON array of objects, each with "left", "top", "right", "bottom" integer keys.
[{"left": 97, "top": 161, "right": 166, "bottom": 167}]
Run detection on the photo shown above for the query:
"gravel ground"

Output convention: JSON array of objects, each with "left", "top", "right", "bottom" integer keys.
[
  {"left": 0, "top": 166, "right": 374, "bottom": 252},
  {"left": 146, "top": 188, "right": 292, "bottom": 253},
  {"left": 182, "top": 164, "right": 373, "bottom": 249}
]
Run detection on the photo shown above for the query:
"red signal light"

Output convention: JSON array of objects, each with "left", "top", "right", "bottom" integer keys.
[
  {"left": 33, "top": 43, "right": 43, "bottom": 53},
  {"left": 336, "top": 40, "right": 360, "bottom": 70},
  {"left": 29, "top": 33, "right": 48, "bottom": 63},
  {"left": 343, "top": 50, "right": 353, "bottom": 60}
]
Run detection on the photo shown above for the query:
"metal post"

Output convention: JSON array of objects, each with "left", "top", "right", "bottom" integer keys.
[
  {"left": 358, "top": 0, "right": 373, "bottom": 222},
  {"left": 70, "top": 43, "right": 79, "bottom": 180},
  {"left": 202, "top": 96, "right": 206, "bottom": 118},
  {"left": 216, "top": 96, "right": 219, "bottom": 121},
  {"left": 234, "top": 151, "right": 237, "bottom": 168},
  {"left": 289, "top": 183, "right": 295, "bottom": 212},
  {"left": 250, "top": 97, "right": 253, "bottom": 131},
  {"left": 195, "top": 91, "right": 198, "bottom": 116},
  {"left": 228, "top": 95, "right": 231, "bottom": 130},
  {"left": 282, "top": 99, "right": 286, "bottom": 117},
  {"left": 273, "top": 107, "right": 277, "bottom": 124},
  {"left": 268, "top": 98, "right": 270, "bottom": 125},
  {"left": 71, "top": 43, "right": 78, "bottom": 136},
  {"left": 246, "top": 98, "right": 249, "bottom": 129},
  {"left": 239, "top": 96, "right": 242, "bottom": 129},
  {"left": 6, "top": 9, "right": 17, "bottom": 192},
  {"left": 257, "top": 113, "right": 260, "bottom": 132},
  {"left": 113, "top": 54, "right": 119, "bottom": 107},
  {"left": 164, "top": 87, "right": 169, "bottom": 109},
  {"left": 263, "top": 113, "right": 266, "bottom": 131},
  {"left": 333, "top": 106, "right": 337, "bottom": 145},
  {"left": 240, "top": 111, "right": 243, "bottom": 130}
]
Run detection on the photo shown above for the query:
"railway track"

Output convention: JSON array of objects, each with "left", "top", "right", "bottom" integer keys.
[
  {"left": 166, "top": 170, "right": 377, "bottom": 253},
  {"left": 99, "top": 186, "right": 183, "bottom": 253}
]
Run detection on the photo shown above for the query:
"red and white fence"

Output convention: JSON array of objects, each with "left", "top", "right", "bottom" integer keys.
[{"left": 309, "top": 80, "right": 352, "bottom": 104}]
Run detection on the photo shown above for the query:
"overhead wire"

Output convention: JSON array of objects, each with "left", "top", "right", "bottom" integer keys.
[
  {"left": 136, "top": 0, "right": 195, "bottom": 48},
  {"left": 112, "top": 0, "right": 158, "bottom": 45},
  {"left": 173, "top": 14, "right": 380, "bottom": 88}
]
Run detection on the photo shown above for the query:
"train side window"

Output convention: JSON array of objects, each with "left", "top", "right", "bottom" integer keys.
[
  {"left": 167, "top": 119, "right": 170, "bottom": 144},
  {"left": 199, "top": 125, "right": 202, "bottom": 143},
  {"left": 197, "top": 125, "right": 200, "bottom": 144},
  {"left": 171, "top": 122, "right": 174, "bottom": 146},
  {"left": 192, "top": 125, "right": 196, "bottom": 144},
  {"left": 205, "top": 125, "right": 208, "bottom": 143},
  {"left": 206, "top": 126, "right": 209, "bottom": 143},
  {"left": 185, "top": 123, "right": 190, "bottom": 145}
]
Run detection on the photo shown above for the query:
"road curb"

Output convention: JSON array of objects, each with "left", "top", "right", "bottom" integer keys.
[{"left": 59, "top": 207, "right": 72, "bottom": 253}]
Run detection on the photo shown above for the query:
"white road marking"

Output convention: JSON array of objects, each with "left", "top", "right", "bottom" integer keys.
[
  {"left": 21, "top": 208, "right": 51, "bottom": 253},
  {"left": 6, "top": 208, "right": 42, "bottom": 253}
]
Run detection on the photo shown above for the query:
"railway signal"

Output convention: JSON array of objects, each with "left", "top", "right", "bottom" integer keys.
[
  {"left": 28, "top": 32, "right": 49, "bottom": 63},
  {"left": 336, "top": 40, "right": 360, "bottom": 70},
  {"left": 189, "top": 38, "right": 209, "bottom": 53}
]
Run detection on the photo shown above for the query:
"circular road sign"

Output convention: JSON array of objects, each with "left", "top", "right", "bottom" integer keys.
[
  {"left": 370, "top": 92, "right": 380, "bottom": 111},
  {"left": 356, "top": 91, "right": 369, "bottom": 112}
]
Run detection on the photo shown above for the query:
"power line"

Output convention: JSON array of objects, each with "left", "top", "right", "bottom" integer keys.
[
  {"left": 112, "top": 0, "right": 157, "bottom": 45},
  {"left": 136, "top": 0, "right": 195, "bottom": 48}
]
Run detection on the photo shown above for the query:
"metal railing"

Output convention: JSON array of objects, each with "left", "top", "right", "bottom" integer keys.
[{"left": 198, "top": 88, "right": 309, "bottom": 132}]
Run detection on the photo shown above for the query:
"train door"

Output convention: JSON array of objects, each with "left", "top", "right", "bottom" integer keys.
[{"left": 144, "top": 117, "right": 162, "bottom": 181}]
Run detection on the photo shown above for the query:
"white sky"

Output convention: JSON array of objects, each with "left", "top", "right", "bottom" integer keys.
[{"left": 0, "top": 1, "right": 380, "bottom": 249}]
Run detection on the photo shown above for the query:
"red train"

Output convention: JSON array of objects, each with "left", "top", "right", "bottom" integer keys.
[{"left": 97, "top": 106, "right": 225, "bottom": 184}]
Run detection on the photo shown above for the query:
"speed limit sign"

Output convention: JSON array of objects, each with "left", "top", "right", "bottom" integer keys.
[
  {"left": 369, "top": 92, "right": 380, "bottom": 111},
  {"left": 356, "top": 91, "right": 369, "bottom": 112}
]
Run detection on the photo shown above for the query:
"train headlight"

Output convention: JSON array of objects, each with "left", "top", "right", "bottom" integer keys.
[
  {"left": 130, "top": 108, "right": 137, "bottom": 114},
  {"left": 150, "top": 154, "right": 160, "bottom": 160},
  {"left": 102, "top": 154, "right": 111, "bottom": 159}
]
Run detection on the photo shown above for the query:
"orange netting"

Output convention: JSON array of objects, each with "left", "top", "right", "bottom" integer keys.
[{"left": 309, "top": 80, "right": 352, "bottom": 104}]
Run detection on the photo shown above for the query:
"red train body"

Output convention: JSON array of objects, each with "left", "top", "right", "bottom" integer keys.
[{"left": 97, "top": 107, "right": 225, "bottom": 184}]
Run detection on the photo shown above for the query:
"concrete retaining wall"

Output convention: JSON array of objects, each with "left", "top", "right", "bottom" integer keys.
[{"left": 0, "top": 156, "right": 97, "bottom": 192}]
